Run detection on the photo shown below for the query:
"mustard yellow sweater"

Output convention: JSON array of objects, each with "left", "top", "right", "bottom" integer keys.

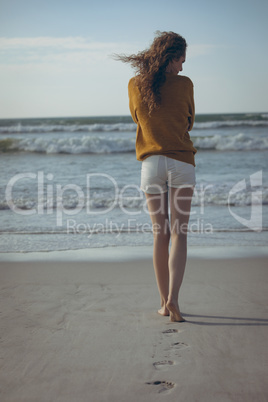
[{"left": 128, "top": 73, "right": 197, "bottom": 166}]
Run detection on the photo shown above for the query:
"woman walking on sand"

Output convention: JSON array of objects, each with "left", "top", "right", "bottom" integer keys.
[{"left": 117, "top": 31, "right": 197, "bottom": 322}]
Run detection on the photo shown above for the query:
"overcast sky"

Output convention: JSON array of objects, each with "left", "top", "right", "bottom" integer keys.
[{"left": 0, "top": 0, "right": 267, "bottom": 118}]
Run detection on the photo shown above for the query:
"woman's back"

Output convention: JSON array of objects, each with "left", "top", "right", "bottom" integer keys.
[{"left": 128, "top": 73, "right": 197, "bottom": 165}]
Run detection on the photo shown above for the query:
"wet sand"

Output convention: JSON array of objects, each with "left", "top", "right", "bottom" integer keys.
[{"left": 0, "top": 249, "right": 267, "bottom": 401}]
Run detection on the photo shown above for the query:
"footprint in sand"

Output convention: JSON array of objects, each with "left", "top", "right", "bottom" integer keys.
[
  {"left": 146, "top": 380, "right": 175, "bottom": 393},
  {"left": 172, "top": 341, "right": 189, "bottom": 350},
  {"left": 153, "top": 360, "right": 174, "bottom": 370},
  {"left": 162, "top": 328, "right": 179, "bottom": 334}
]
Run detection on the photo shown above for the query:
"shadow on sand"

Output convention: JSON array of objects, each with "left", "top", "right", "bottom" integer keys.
[{"left": 183, "top": 313, "right": 268, "bottom": 326}]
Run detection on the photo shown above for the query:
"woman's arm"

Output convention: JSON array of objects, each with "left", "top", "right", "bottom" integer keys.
[
  {"left": 128, "top": 79, "right": 138, "bottom": 124},
  {"left": 188, "top": 81, "right": 195, "bottom": 131}
]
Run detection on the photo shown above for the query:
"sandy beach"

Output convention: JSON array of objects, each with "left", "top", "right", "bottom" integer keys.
[{"left": 0, "top": 248, "right": 267, "bottom": 402}]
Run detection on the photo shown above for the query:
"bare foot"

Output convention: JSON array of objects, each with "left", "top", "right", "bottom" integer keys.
[
  {"left": 166, "top": 301, "right": 185, "bottom": 322},
  {"left": 157, "top": 306, "right": 170, "bottom": 316}
]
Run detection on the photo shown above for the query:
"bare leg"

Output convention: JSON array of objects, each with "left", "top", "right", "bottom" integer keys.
[
  {"left": 145, "top": 192, "right": 170, "bottom": 316},
  {"left": 166, "top": 186, "right": 194, "bottom": 322}
]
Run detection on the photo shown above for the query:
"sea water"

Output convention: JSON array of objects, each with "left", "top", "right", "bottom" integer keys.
[{"left": 0, "top": 113, "right": 267, "bottom": 252}]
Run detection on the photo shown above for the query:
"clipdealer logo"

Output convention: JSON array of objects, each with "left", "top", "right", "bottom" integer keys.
[
  {"left": 4, "top": 170, "right": 264, "bottom": 232},
  {"left": 228, "top": 170, "right": 263, "bottom": 232}
]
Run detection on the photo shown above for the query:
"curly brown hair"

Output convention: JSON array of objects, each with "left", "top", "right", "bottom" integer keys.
[{"left": 116, "top": 31, "right": 187, "bottom": 115}]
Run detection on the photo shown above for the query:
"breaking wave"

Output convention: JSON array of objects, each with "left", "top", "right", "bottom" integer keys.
[
  {"left": 1, "top": 132, "right": 267, "bottom": 154},
  {"left": 1, "top": 185, "right": 267, "bottom": 211}
]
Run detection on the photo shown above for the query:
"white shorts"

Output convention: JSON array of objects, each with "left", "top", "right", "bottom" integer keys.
[{"left": 140, "top": 155, "right": 196, "bottom": 194}]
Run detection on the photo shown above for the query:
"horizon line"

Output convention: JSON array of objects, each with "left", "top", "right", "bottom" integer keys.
[{"left": 0, "top": 111, "right": 267, "bottom": 121}]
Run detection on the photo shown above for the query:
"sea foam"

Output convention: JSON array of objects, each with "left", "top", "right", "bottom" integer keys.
[{"left": 1, "top": 132, "right": 267, "bottom": 154}]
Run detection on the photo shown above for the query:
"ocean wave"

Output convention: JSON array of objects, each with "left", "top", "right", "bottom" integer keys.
[
  {"left": 0, "top": 135, "right": 136, "bottom": 154},
  {"left": 193, "top": 120, "right": 268, "bottom": 129},
  {"left": 1, "top": 132, "right": 267, "bottom": 154},
  {"left": 1, "top": 119, "right": 268, "bottom": 134},
  {"left": 0, "top": 122, "right": 137, "bottom": 134},
  {"left": 194, "top": 132, "right": 268, "bottom": 151},
  {"left": 1, "top": 187, "right": 267, "bottom": 211},
  {"left": 1, "top": 227, "right": 267, "bottom": 236}
]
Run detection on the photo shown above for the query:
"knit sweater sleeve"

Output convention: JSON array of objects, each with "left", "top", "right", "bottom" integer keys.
[
  {"left": 188, "top": 80, "right": 195, "bottom": 132},
  {"left": 128, "top": 78, "right": 138, "bottom": 124}
]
